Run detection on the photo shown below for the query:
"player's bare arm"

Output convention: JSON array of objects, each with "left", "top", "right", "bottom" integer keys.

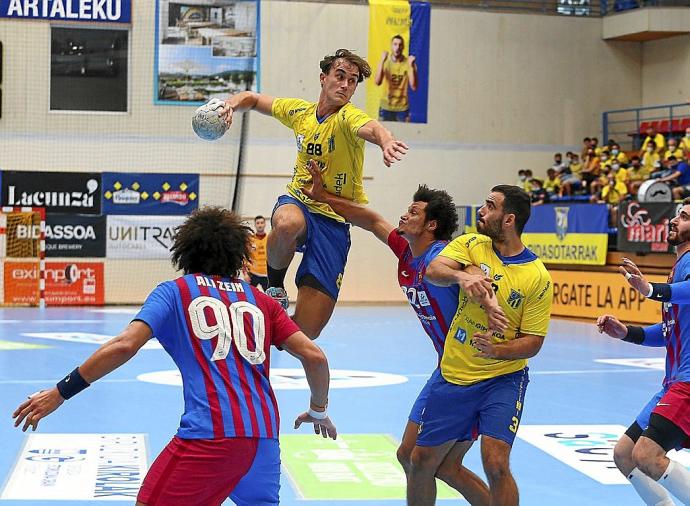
[
  {"left": 282, "top": 331, "right": 337, "bottom": 440},
  {"left": 473, "top": 332, "right": 545, "bottom": 360},
  {"left": 12, "top": 321, "right": 152, "bottom": 432},
  {"left": 357, "top": 120, "right": 409, "bottom": 167},
  {"left": 426, "top": 255, "right": 494, "bottom": 300},
  {"left": 219, "top": 91, "right": 275, "bottom": 127},
  {"left": 301, "top": 160, "right": 393, "bottom": 243}
]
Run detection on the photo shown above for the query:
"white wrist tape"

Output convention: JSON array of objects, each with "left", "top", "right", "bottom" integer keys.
[
  {"left": 646, "top": 284, "right": 654, "bottom": 298},
  {"left": 308, "top": 408, "right": 328, "bottom": 420}
]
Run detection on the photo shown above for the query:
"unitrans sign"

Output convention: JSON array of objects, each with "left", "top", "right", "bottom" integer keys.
[
  {"left": 0, "top": 0, "right": 131, "bottom": 23},
  {"left": 2, "top": 171, "right": 101, "bottom": 214}
]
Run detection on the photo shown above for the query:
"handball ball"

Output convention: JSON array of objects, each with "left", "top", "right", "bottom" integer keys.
[{"left": 192, "top": 98, "right": 229, "bottom": 141}]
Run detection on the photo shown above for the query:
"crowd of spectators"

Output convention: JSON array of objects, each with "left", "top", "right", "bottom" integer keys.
[{"left": 520, "top": 125, "right": 690, "bottom": 225}]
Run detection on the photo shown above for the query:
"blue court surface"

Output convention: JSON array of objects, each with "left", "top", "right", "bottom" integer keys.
[{"left": 0, "top": 305, "right": 686, "bottom": 505}]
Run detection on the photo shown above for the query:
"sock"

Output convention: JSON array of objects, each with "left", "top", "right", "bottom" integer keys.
[
  {"left": 628, "top": 468, "right": 675, "bottom": 505},
  {"left": 659, "top": 460, "right": 690, "bottom": 504},
  {"left": 267, "top": 265, "right": 287, "bottom": 289}
]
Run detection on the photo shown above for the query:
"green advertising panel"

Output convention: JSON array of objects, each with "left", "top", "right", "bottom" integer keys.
[{"left": 280, "top": 433, "right": 461, "bottom": 500}]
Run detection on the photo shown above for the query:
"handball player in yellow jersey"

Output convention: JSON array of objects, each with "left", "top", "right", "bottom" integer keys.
[
  {"left": 219, "top": 49, "right": 408, "bottom": 338},
  {"left": 374, "top": 35, "right": 418, "bottom": 122},
  {"left": 407, "top": 185, "right": 553, "bottom": 506}
]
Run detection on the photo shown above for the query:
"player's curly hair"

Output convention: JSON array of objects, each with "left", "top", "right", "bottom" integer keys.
[
  {"left": 171, "top": 207, "right": 252, "bottom": 277},
  {"left": 320, "top": 49, "right": 371, "bottom": 83},
  {"left": 413, "top": 185, "right": 458, "bottom": 241}
]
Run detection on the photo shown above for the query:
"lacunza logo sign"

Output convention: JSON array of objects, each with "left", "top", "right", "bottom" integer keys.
[
  {"left": 2, "top": 171, "right": 101, "bottom": 214},
  {"left": 106, "top": 215, "right": 184, "bottom": 258}
]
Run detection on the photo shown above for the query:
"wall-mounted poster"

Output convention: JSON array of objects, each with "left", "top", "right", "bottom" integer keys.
[
  {"left": 366, "top": 0, "right": 430, "bottom": 124},
  {"left": 155, "top": 0, "right": 260, "bottom": 104}
]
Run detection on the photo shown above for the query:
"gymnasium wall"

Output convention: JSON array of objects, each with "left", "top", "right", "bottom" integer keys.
[
  {"left": 641, "top": 33, "right": 690, "bottom": 106},
  {"left": 0, "top": 1, "right": 654, "bottom": 303}
]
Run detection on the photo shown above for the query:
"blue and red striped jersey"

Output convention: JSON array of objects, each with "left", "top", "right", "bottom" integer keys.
[
  {"left": 661, "top": 252, "right": 690, "bottom": 387},
  {"left": 134, "top": 274, "right": 299, "bottom": 440},
  {"left": 388, "top": 231, "right": 458, "bottom": 363}
]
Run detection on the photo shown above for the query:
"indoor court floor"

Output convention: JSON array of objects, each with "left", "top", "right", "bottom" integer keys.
[{"left": 0, "top": 304, "right": 685, "bottom": 505}]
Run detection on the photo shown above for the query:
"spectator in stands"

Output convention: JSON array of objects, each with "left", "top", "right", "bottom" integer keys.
[
  {"left": 661, "top": 157, "right": 690, "bottom": 200},
  {"left": 529, "top": 178, "right": 548, "bottom": 206},
  {"left": 641, "top": 125, "right": 665, "bottom": 155},
  {"left": 642, "top": 140, "right": 661, "bottom": 174},
  {"left": 664, "top": 138, "right": 683, "bottom": 162},
  {"left": 552, "top": 153, "right": 567, "bottom": 173},
  {"left": 559, "top": 154, "right": 583, "bottom": 197},
  {"left": 581, "top": 137, "right": 592, "bottom": 160},
  {"left": 610, "top": 143, "right": 629, "bottom": 164},
  {"left": 581, "top": 148, "right": 601, "bottom": 193},
  {"left": 627, "top": 155, "right": 650, "bottom": 196},
  {"left": 612, "top": 161, "right": 628, "bottom": 186},
  {"left": 682, "top": 127, "right": 690, "bottom": 156},
  {"left": 599, "top": 148, "right": 613, "bottom": 171},
  {"left": 543, "top": 168, "right": 561, "bottom": 199},
  {"left": 522, "top": 169, "right": 534, "bottom": 192},
  {"left": 596, "top": 172, "right": 628, "bottom": 226},
  {"left": 517, "top": 169, "right": 527, "bottom": 187},
  {"left": 591, "top": 137, "right": 603, "bottom": 156}
]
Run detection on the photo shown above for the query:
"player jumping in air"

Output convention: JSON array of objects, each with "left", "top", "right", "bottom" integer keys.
[{"left": 219, "top": 49, "right": 408, "bottom": 339}]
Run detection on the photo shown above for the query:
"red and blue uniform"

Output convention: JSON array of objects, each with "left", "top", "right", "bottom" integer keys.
[
  {"left": 636, "top": 252, "right": 690, "bottom": 447},
  {"left": 388, "top": 231, "right": 458, "bottom": 424},
  {"left": 134, "top": 274, "right": 299, "bottom": 505}
]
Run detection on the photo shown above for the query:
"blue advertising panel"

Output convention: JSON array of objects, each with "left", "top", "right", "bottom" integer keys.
[
  {"left": 0, "top": 0, "right": 131, "bottom": 23},
  {"left": 102, "top": 173, "right": 199, "bottom": 215}
]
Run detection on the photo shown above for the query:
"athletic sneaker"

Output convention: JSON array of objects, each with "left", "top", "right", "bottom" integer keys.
[{"left": 265, "top": 287, "right": 289, "bottom": 310}]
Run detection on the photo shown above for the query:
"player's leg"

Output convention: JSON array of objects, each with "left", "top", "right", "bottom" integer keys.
[
  {"left": 476, "top": 368, "right": 530, "bottom": 506},
  {"left": 409, "top": 373, "right": 481, "bottom": 506},
  {"left": 436, "top": 440, "right": 490, "bottom": 506},
  {"left": 266, "top": 198, "right": 307, "bottom": 295},
  {"left": 634, "top": 384, "right": 690, "bottom": 503},
  {"left": 617, "top": 390, "right": 675, "bottom": 506},
  {"left": 229, "top": 438, "right": 281, "bottom": 506},
  {"left": 291, "top": 211, "right": 350, "bottom": 339},
  {"left": 408, "top": 440, "right": 457, "bottom": 506},
  {"left": 480, "top": 436, "right": 517, "bottom": 506},
  {"left": 292, "top": 283, "right": 335, "bottom": 339}
]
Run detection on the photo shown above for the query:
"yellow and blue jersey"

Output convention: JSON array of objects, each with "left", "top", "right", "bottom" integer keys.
[
  {"left": 438, "top": 234, "right": 553, "bottom": 385},
  {"left": 379, "top": 58, "right": 410, "bottom": 112},
  {"left": 272, "top": 98, "right": 373, "bottom": 222}
]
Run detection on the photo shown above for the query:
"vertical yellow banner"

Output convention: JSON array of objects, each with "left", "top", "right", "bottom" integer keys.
[{"left": 367, "top": 0, "right": 411, "bottom": 120}]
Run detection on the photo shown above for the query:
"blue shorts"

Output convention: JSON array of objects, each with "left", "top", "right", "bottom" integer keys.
[
  {"left": 273, "top": 195, "right": 351, "bottom": 301},
  {"left": 378, "top": 108, "right": 409, "bottom": 122},
  {"left": 230, "top": 438, "right": 281, "bottom": 506},
  {"left": 409, "top": 368, "right": 442, "bottom": 425},
  {"left": 417, "top": 368, "right": 529, "bottom": 447},
  {"left": 634, "top": 388, "right": 665, "bottom": 432}
]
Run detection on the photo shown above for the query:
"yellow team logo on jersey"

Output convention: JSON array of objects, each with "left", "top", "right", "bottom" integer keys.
[{"left": 336, "top": 273, "right": 343, "bottom": 289}]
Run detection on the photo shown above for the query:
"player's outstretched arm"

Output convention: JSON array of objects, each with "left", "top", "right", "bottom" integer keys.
[
  {"left": 357, "top": 121, "right": 409, "bottom": 167},
  {"left": 596, "top": 315, "right": 665, "bottom": 347},
  {"left": 374, "top": 51, "right": 388, "bottom": 86},
  {"left": 621, "top": 257, "right": 690, "bottom": 304},
  {"left": 426, "top": 255, "right": 494, "bottom": 301},
  {"left": 301, "top": 160, "right": 393, "bottom": 243},
  {"left": 218, "top": 91, "right": 275, "bottom": 128},
  {"left": 282, "top": 331, "right": 337, "bottom": 440},
  {"left": 12, "top": 321, "right": 152, "bottom": 432}
]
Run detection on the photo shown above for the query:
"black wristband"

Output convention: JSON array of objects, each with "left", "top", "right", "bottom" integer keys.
[
  {"left": 623, "top": 326, "right": 645, "bottom": 345},
  {"left": 649, "top": 283, "right": 672, "bottom": 302},
  {"left": 56, "top": 367, "right": 90, "bottom": 400}
]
